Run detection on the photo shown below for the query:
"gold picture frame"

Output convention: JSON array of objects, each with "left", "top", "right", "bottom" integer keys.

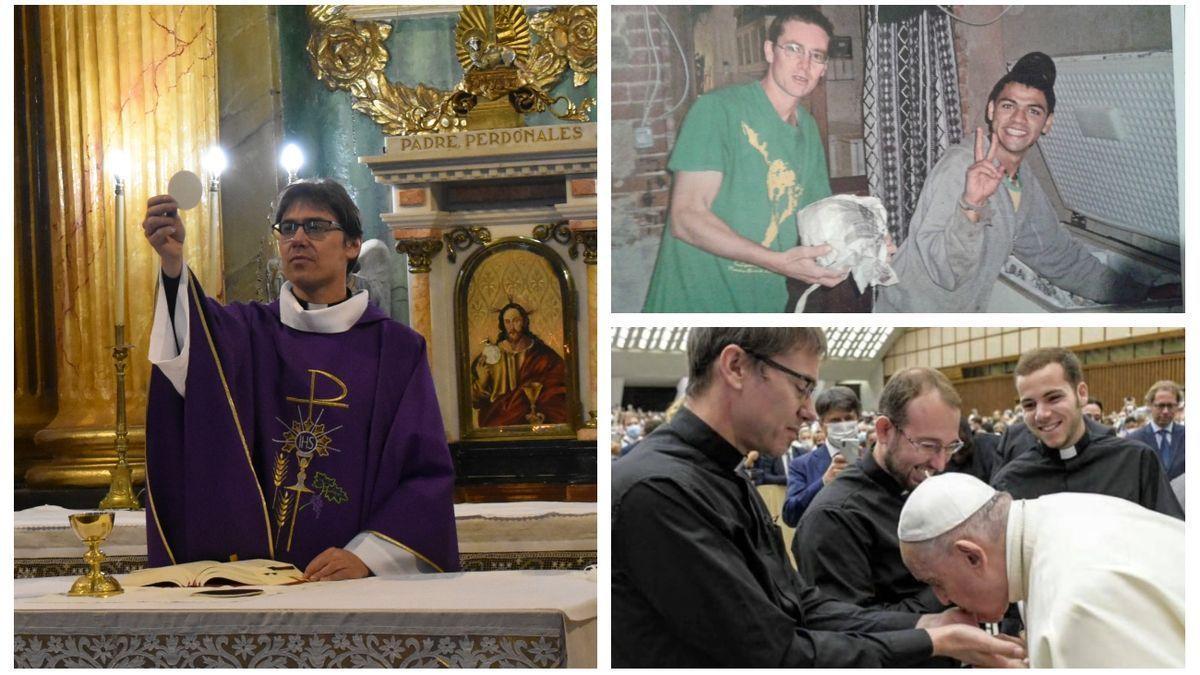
[{"left": 454, "top": 237, "right": 582, "bottom": 440}]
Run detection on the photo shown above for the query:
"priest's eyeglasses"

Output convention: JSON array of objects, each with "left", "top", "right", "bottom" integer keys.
[
  {"left": 273, "top": 219, "right": 344, "bottom": 241},
  {"left": 896, "top": 427, "right": 964, "bottom": 456},
  {"left": 742, "top": 348, "right": 818, "bottom": 400},
  {"left": 772, "top": 42, "right": 829, "bottom": 65}
]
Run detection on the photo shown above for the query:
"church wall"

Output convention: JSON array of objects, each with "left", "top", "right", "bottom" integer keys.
[{"left": 216, "top": 5, "right": 285, "bottom": 304}]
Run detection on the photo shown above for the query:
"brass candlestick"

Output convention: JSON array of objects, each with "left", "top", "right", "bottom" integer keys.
[
  {"left": 67, "top": 512, "right": 123, "bottom": 597},
  {"left": 99, "top": 324, "right": 140, "bottom": 510}
]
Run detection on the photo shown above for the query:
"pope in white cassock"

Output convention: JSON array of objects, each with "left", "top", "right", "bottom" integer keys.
[{"left": 896, "top": 473, "right": 1183, "bottom": 668}]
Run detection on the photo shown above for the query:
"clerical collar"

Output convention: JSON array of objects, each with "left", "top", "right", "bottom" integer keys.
[
  {"left": 1004, "top": 499, "right": 1028, "bottom": 604},
  {"left": 862, "top": 449, "right": 907, "bottom": 498},
  {"left": 279, "top": 281, "right": 368, "bottom": 333},
  {"left": 293, "top": 287, "right": 351, "bottom": 310},
  {"left": 672, "top": 406, "right": 746, "bottom": 474},
  {"left": 1039, "top": 423, "right": 1092, "bottom": 462}
]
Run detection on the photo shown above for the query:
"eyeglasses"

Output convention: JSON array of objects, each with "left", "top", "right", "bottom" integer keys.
[
  {"left": 1152, "top": 402, "right": 1179, "bottom": 410},
  {"left": 896, "top": 426, "right": 964, "bottom": 456},
  {"left": 741, "top": 348, "right": 818, "bottom": 401},
  {"left": 273, "top": 219, "right": 344, "bottom": 241},
  {"left": 772, "top": 42, "right": 829, "bottom": 65}
]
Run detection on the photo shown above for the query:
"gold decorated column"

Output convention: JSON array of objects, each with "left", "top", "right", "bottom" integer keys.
[
  {"left": 396, "top": 230, "right": 444, "bottom": 367},
  {"left": 26, "top": 6, "right": 221, "bottom": 488}
]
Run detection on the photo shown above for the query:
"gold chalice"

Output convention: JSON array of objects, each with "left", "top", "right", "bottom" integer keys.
[
  {"left": 522, "top": 382, "right": 545, "bottom": 424},
  {"left": 67, "top": 512, "right": 123, "bottom": 597}
]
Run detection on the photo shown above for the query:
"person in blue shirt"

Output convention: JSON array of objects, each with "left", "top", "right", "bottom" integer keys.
[{"left": 783, "top": 386, "right": 861, "bottom": 527}]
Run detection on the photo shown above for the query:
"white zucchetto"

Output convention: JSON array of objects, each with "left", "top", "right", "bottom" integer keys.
[{"left": 898, "top": 473, "right": 997, "bottom": 542}]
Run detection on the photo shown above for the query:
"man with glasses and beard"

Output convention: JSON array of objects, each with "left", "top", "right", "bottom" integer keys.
[
  {"left": 612, "top": 328, "right": 1026, "bottom": 667},
  {"left": 140, "top": 178, "right": 459, "bottom": 580},
  {"left": 793, "top": 368, "right": 959, "bottom": 651},
  {"left": 990, "top": 348, "right": 1181, "bottom": 518}
]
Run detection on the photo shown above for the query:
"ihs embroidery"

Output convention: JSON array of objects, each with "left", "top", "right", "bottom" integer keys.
[{"left": 271, "top": 369, "right": 351, "bottom": 551}]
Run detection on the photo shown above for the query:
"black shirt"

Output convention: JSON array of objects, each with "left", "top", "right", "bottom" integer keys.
[
  {"left": 795, "top": 450, "right": 948, "bottom": 616},
  {"left": 946, "top": 431, "right": 1002, "bottom": 483},
  {"left": 612, "top": 407, "right": 933, "bottom": 667},
  {"left": 991, "top": 418, "right": 1183, "bottom": 519}
]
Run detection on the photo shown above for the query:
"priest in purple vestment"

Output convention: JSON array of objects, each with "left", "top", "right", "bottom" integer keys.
[{"left": 141, "top": 178, "right": 460, "bottom": 579}]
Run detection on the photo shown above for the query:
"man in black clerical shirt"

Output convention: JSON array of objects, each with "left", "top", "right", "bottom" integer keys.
[
  {"left": 794, "top": 368, "right": 956, "bottom": 623},
  {"left": 947, "top": 416, "right": 1002, "bottom": 483},
  {"left": 991, "top": 347, "right": 1182, "bottom": 518},
  {"left": 611, "top": 328, "right": 1026, "bottom": 667}
]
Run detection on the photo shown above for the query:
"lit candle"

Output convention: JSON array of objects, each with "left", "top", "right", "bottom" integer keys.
[
  {"left": 109, "top": 150, "right": 130, "bottom": 328},
  {"left": 280, "top": 143, "right": 304, "bottom": 185}
]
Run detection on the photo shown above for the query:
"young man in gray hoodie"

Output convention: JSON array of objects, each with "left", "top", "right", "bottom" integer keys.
[{"left": 876, "top": 52, "right": 1174, "bottom": 312}]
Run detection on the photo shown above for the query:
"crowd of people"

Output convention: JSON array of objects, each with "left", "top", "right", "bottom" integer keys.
[{"left": 612, "top": 328, "right": 1184, "bottom": 668}]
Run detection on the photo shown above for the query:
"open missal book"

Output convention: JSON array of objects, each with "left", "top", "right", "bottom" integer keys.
[{"left": 123, "top": 559, "right": 306, "bottom": 588}]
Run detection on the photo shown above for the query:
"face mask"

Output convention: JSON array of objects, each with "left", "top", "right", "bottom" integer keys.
[{"left": 826, "top": 420, "right": 861, "bottom": 461}]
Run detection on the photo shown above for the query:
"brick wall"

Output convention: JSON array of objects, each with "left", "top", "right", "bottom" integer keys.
[{"left": 611, "top": 6, "right": 694, "bottom": 249}]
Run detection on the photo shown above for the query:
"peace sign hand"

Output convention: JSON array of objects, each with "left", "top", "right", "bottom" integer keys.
[{"left": 962, "top": 127, "right": 1004, "bottom": 209}]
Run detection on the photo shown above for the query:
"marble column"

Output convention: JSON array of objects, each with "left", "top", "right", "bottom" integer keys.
[
  {"left": 26, "top": 6, "right": 220, "bottom": 488},
  {"left": 396, "top": 232, "right": 444, "bottom": 367}
]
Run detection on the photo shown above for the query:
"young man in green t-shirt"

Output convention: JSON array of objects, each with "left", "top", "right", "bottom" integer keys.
[{"left": 643, "top": 8, "right": 848, "bottom": 312}]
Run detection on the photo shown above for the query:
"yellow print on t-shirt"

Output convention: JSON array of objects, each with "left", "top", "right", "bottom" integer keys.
[{"left": 742, "top": 123, "right": 802, "bottom": 248}]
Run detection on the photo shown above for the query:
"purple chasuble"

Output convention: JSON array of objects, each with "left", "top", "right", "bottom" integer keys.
[{"left": 145, "top": 275, "right": 460, "bottom": 572}]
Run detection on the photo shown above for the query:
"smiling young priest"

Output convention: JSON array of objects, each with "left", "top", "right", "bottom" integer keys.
[{"left": 141, "top": 178, "right": 459, "bottom": 580}]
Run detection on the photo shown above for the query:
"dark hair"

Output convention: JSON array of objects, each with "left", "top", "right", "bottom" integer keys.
[
  {"left": 1086, "top": 397, "right": 1104, "bottom": 411},
  {"left": 951, "top": 415, "right": 977, "bottom": 468},
  {"left": 497, "top": 302, "right": 539, "bottom": 343},
  {"left": 686, "top": 328, "right": 826, "bottom": 397},
  {"left": 1015, "top": 347, "right": 1083, "bottom": 387},
  {"left": 768, "top": 7, "right": 835, "bottom": 43},
  {"left": 878, "top": 367, "right": 962, "bottom": 431},
  {"left": 815, "top": 386, "right": 861, "bottom": 420},
  {"left": 273, "top": 178, "right": 364, "bottom": 276},
  {"left": 987, "top": 52, "right": 1057, "bottom": 130}
]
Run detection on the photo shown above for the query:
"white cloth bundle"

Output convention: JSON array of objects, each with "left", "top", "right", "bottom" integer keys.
[{"left": 793, "top": 194, "right": 898, "bottom": 312}]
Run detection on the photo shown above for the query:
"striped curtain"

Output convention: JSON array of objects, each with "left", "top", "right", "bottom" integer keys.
[{"left": 862, "top": 7, "right": 963, "bottom": 243}]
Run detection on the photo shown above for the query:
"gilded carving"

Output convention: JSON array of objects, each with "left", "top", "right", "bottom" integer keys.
[
  {"left": 572, "top": 229, "right": 598, "bottom": 265},
  {"left": 456, "top": 5, "right": 531, "bottom": 73},
  {"left": 444, "top": 227, "right": 493, "bottom": 264},
  {"left": 396, "top": 237, "right": 444, "bottom": 273},
  {"left": 532, "top": 222, "right": 573, "bottom": 247},
  {"left": 528, "top": 5, "right": 597, "bottom": 87},
  {"left": 307, "top": 6, "right": 465, "bottom": 135},
  {"left": 306, "top": 5, "right": 597, "bottom": 135}
]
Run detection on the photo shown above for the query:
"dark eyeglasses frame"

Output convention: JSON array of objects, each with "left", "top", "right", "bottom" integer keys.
[
  {"left": 741, "top": 348, "right": 818, "bottom": 400},
  {"left": 272, "top": 219, "right": 345, "bottom": 240}
]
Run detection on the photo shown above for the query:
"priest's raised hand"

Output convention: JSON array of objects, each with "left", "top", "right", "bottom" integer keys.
[
  {"left": 142, "top": 194, "right": 186, "bottom": 278},
  {"left": 304, "top": 547, "right": 370, "bottom": 581}
]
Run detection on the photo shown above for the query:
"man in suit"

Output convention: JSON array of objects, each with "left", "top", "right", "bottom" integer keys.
[
  {"left": 1128, "top": 381, "right": 1185, "bottom": 481},
  {"left": 782, "top": 386, "right": 861, "bottom": 528}
]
